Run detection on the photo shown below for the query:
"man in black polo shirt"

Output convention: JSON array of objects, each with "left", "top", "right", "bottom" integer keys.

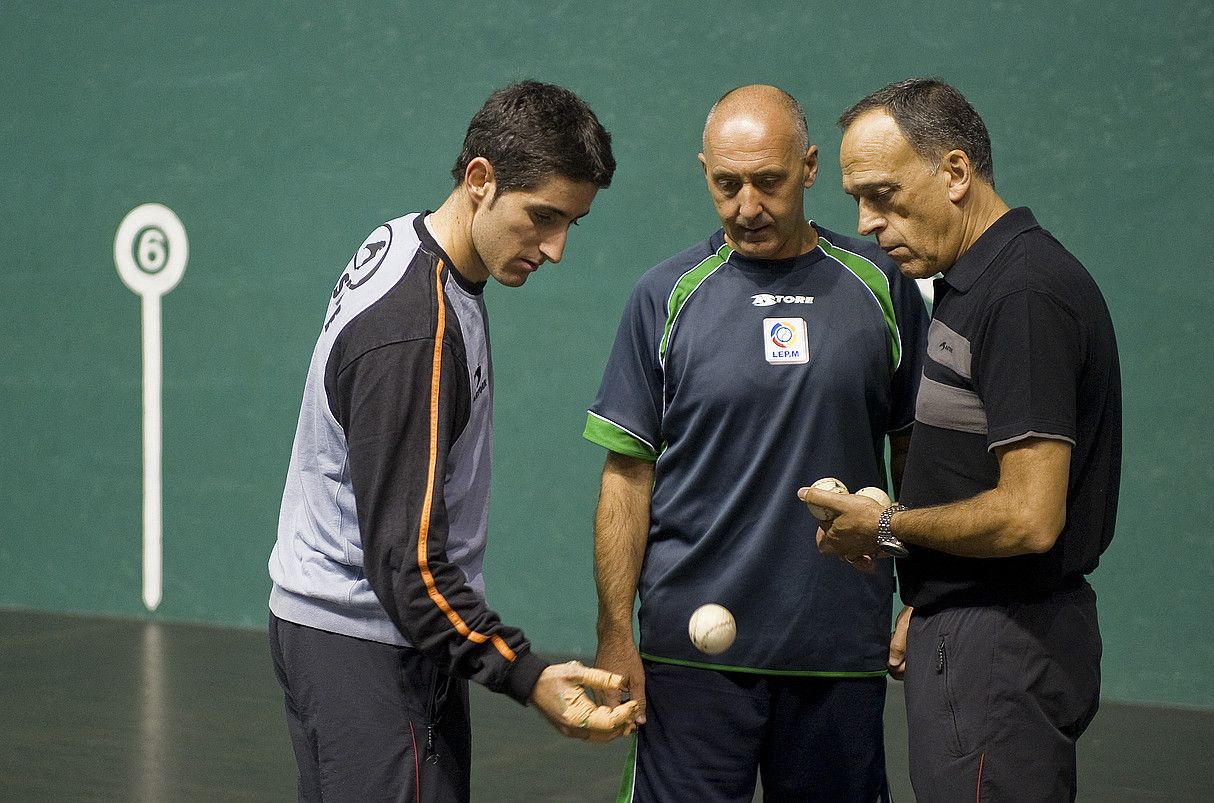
[{"left": 800, "top": 79, "right": 1121, "bottom": 801}]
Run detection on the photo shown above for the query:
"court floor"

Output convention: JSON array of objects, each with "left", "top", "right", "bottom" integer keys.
[{"left": 0, "top": 609, "right": 1209, "bottom": 801}]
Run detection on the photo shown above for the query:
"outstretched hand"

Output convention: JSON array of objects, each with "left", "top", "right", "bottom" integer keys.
[{"left": 529, "top": 660, "right": 641, "bottom": 743}]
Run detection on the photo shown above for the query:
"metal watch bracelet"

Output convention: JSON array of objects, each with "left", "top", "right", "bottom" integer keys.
[{"left": 877, "top": 504, "right": 910, "bottom": 558}]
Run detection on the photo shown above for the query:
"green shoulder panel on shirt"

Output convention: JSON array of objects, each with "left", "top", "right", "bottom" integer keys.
[
  {"left": 818, "top": 235, "right": 901, "bottom": 373},
  {"left": 658, "top": 242, "right": 731, "bottom": 366},
  {"left": 583, "top": 413, "right": 659, "bottom": 461}
]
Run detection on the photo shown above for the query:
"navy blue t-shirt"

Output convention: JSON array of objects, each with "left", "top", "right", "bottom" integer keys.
[{"left": 585, "top": 225, "right": 929, "bottom": 673}]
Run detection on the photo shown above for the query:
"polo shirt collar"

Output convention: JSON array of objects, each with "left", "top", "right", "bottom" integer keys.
[{"left": 940, "top": 207, "right": 1040, "bottom": 293}]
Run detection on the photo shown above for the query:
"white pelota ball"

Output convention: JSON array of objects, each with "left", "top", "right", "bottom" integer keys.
[
  {"left": 688, "top": 603, "right": 736, "bottom": 655},
  {"left": 807, "top": 477, "right": 849, "bottom": 521},
  {"left": 856, "top": 486, "right": 893, "bottom": 509}
]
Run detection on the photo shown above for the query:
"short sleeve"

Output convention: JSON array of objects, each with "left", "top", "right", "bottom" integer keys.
[
  {"left": 974, "top": 288, "right": 1080, "bottom": 450},
  {"left": 583, "top": 279, "right": 666, "bottom": 461}
]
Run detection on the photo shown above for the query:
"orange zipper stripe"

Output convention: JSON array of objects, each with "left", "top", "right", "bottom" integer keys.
[{"left": 417, "top": 259, "right": 517, "bottom": 663}]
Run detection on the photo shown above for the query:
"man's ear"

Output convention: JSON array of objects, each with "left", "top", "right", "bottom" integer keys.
[
  {"left": 464, "top": 157, "right": 495, "bottom": 208},
  {"left": 802, "top": 144, "right": 819, "bottom": 190},
  {"left": 943, "top": 149, "right": 971, "bottom": 203}
]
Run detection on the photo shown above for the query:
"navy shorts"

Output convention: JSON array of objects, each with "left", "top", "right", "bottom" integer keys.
[
  {"left": 619, "top": 660, "right": 890, "bottom": 802},
  {"left": 269, "top": 614, "right": 471, "bottom": 803},
  {"left": 904, "top": 583, "right": 1101, "bottom": 802}
]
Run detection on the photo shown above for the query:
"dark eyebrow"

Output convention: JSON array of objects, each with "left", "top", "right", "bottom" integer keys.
[{"left": 529, "top": 203, "right": 589, "bottom": 223}]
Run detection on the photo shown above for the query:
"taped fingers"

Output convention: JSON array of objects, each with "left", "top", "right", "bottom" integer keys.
[
  {"left": 589, "top": 699, "right": 639, "bottom": 729},
  {"left": 559, "top": 685, "right": 598, "bottom": 724},
  {"left": 580, "top": 700, "right": 640, "bottom": 743},
  {"left": 558, "top": 686, "right": 639, "bottom": 742},
  {"left": 571, "top": 664, "right": 626, "bottom": 693}
]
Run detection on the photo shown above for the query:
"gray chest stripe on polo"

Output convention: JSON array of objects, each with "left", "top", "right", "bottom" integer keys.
[{"left": 915, "top": 375, "right": 988, "bottom": 434}]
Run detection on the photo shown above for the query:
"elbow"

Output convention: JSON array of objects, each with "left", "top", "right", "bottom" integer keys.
[
  {"left": 1014, "top": 510, "right": 1065, "bottom": 555},
  {"left": 1021, "top": 531, "right": 1060, "bottom": 555}
]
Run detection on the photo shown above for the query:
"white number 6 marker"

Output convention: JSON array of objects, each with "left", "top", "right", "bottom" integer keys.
[{"left": 115, "top": 204, "right": 188, "bottom": 611}]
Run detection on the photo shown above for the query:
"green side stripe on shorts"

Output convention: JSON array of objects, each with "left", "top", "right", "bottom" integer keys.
[
  {"left": 615, "top": 734, "right": 638, "bottom": 803},
  {"left": 818, "top": 235, "right": 901, "bottom": 373},
  {"left": 583, "top": 413, "right": 659, "bottom": 461},
  {"left": 658, "top": 242, "right": 732, "bottom": 365},
  {"left": 640, "top": 651, "right": 887, "bottom": 678}
]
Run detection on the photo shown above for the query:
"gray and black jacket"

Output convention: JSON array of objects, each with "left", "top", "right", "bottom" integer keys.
[{"left": 269, "top": 213, "right": 546, "bottom": 703}]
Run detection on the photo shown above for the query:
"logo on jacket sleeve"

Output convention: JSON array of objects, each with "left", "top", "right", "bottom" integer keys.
[
  {"left": 325, "top": 223, "right": 393, "bottom": 331},
  {"left": 763, "top": 318, "right": 809, "bottom": 364}
]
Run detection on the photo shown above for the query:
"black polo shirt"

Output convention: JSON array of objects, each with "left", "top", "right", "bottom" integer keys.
[{"left": 897, "top": 207, "right": 1121, "bottom": 610}]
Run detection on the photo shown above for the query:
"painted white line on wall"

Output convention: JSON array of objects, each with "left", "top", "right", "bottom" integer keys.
[{"left": 115, "top": 204, "right": 187, "bottom": 612}]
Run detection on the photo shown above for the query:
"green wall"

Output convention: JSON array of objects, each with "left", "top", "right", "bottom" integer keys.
[{"left": 2, "top": 0, "right": 1210, "bottom": 708}]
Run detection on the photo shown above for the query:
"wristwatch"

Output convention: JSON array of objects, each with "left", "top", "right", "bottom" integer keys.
[{"left": 876, "top": 504, "right": 910, "bottom": 558}]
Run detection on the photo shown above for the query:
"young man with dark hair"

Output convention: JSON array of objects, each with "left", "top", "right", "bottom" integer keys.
[
  {"left": 268, "top": 80, "right": 638, "bottom": 802},
  {"left": 804, "top": 78, "right": 1121, "bottom": 801}
]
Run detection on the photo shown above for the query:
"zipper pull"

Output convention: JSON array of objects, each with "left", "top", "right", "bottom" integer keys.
[
  {"left": 426, "top": 724, "right": 438, "bottom": 764},
  {"left": 937, "top": 635, "right": 946, "bottom": 674}
]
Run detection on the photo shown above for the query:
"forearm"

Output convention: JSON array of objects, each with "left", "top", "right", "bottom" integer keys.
[
  {"left": 893, "top": 438, "right": 1070, "bottom": 557},
  {"left": 593, "top": 452, "right": 653, "bottom": 641},
  {"left": 893, "top": 490, "right": 1049, "bottom": 558},
  {"left": 362, "top": 477, "right": 548, "bottom": 701},
  {"left": 810, "top": 437, "right": 1070, "bottom": 561}
]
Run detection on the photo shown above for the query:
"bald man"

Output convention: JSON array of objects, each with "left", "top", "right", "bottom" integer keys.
[{"left": 582, "top": 85, "right": 929, "bottom": 801}]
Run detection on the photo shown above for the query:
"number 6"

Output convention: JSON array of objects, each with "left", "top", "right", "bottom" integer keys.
[{"left": 136, "top": 226, "right": 167, "bottom": 273}]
